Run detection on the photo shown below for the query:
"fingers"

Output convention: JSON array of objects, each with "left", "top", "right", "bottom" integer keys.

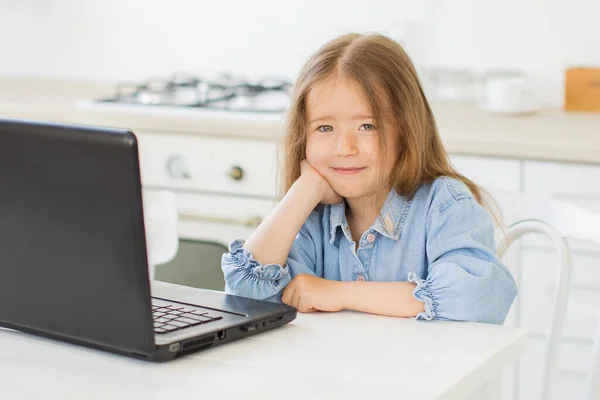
[
  {"left": 282, "top": 275, "right": 317, "bottom": 313},
  {"left": 296, "top": 298, "right": 315, "bottom": 313},
  {"left": 291, "top": 283, "right": 302, "bottom": 309},
  {"left": 282, "top": 280, "right": 296, "bottom": 306}
]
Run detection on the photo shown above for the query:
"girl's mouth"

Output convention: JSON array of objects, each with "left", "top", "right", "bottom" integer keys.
[{"left": 331, "top": 167, "right": 366, "bottom": 175}]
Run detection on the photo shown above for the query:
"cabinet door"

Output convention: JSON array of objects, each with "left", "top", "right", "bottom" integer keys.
[
  {"left": 519, "top": 160, "right": 600, "bottom": 400},
  {"left": 137, "top": 131, "right": 279, "bottom": 198},
  {"left": 449, "top": 154, "right": 521, "bottom": 191},
  {"left": 523, "top": 160, "right": 600, "bottom": 252},
  {"left": 518, "top": 337, "right": 590, "bottom": 400},
  {"left": 521, "top": 249, "right": 600, "bottom": 341}
]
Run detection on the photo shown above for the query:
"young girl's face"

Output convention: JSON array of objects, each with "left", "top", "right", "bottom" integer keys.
[{"left": 305, "top": 76, "right": 398, "bottom": 200}]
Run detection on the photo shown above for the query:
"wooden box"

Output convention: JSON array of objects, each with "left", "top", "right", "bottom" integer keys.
[{"left": 565, "top": 67, "right": 600, "bottom": 112}]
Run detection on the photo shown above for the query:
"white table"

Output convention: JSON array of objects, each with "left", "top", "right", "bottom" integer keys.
[{"left": 0, "top": 308, "right": 526, "bottom": 400}]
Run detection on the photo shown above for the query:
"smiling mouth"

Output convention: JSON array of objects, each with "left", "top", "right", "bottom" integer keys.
[{"left": 331, "top": 167, "right": 366, "bottom": 175}]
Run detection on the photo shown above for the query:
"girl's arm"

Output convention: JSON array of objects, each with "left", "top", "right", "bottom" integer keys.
[
  {"left": 242, "top": 174, "right": 323, "bottom": 267},
  {"left": 243, "top": 161, "right": 340, "bottom": 266},
  {"left": 281, "top": 274, "right": 424, "bottom": 317},
  {"left": 222, "top": 161, "right": 341, "bottom": 301},
  {"left": 340, "top": 281, "right": 425, "bottom": 317}
]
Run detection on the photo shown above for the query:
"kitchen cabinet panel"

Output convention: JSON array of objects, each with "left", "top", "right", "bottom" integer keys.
[
  {"left": 523, "top": 160, "right": 600, "bottom": 253},
  {"left": 137, "top": 131, "right": 279, "bottom": 198},
  {"left": 518, "top": 337, "right": 588, "bottom": 400},
  {"left": 449, "top": 154, "right": 521, "bottom": 192},
  {"left": 521, "top": 249, "right": 600, "bottom": 341}
]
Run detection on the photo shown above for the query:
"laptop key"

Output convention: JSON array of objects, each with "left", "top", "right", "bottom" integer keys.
[
  {"left": 176, "top": 317, "right": 203, "bottom": 326},
  {"left": 181, "top": 313, "right": 214, "bottom": 323},
  {"left": 162, "top": 324, "right": 179, "bottom": 332},
  {"left": 170, "top": 320, "right": 190, "bottom": 328},
  {"left": 155, "top": 328, "right": 167, "bottom": 334}
]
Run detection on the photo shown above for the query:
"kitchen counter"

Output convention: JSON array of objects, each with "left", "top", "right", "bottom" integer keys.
[{"left": 2, "top": 77, "right": 600, "bottom": 164}]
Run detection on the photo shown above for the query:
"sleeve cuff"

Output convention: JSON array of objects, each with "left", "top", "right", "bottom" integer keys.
[
  {"left": 227, "top": 239, "right": 289, "bottom": 281},
  {"left": 407, "top": 272, "right": 438, "bottom": 321}
]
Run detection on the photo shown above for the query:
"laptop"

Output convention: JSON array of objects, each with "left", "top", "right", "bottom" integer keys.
[{"left": 0, "top": 118, "right": 296, "bottom": 362}]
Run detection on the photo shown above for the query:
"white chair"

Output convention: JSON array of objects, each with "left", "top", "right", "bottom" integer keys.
[
  {"left": 142, "top": 189, "right": 179, "bottom": 279},
  {"left": 490, "top": 188, "right": 600, "bottom": 400}
]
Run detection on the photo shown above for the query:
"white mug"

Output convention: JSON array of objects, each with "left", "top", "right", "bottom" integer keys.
[
  {"left": 481, "top": 72, "right": 539, "bottom": 115},
  {"left": 142, "top": 189, "right": 179, "bottom": 280}
]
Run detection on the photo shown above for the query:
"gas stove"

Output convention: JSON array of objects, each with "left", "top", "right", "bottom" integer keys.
[{"left": 92, "top": 73, "right": 292, "bottom": 114}]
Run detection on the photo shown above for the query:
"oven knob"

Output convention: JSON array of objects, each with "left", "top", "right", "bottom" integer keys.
[
  {"left": 228, "top": 165, "right": 244, "bottom": 181},
  {"left": 166, "top": 155, "right": 190, "bottom": 179}
]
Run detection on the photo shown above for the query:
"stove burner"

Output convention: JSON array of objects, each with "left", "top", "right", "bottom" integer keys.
[{"left": 96, "top": 73, "right": 293, "bottom": 113}]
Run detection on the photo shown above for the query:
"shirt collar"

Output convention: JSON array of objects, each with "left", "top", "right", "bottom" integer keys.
[{"left": 329, "top": 188, "right": 408, "bottom": 244}]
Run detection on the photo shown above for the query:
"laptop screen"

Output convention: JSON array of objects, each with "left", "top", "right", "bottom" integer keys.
[{"left": 0, "top": 119, "right": 155, "bottom": 355}]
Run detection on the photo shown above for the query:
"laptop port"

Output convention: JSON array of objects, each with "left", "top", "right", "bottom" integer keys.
[
  {"left": 267, "top": 316, "right": 284, "bottom": 324},
  {"left": 216, "top": 330, "right": 226, "bottom": 340}
]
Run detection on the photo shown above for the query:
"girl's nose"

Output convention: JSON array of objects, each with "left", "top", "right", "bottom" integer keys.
[{"left": 334, "top": 132, "right": 359, "bottom": 157}]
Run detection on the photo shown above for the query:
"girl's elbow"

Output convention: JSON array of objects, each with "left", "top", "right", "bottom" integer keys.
[
  {"left": 221, "top": 261, "right": 291, "bottom": 301},
  {"left": 474, "top": 285, "right": 518, "bottom": 324}
]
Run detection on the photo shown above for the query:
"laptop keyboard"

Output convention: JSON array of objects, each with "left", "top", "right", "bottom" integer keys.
[{"left": 152, "top": 302, "right": 223, "bottom": 334}]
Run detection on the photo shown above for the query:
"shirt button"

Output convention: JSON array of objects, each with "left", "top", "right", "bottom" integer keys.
[
  {"left": 366, "top": 233, "right": 375, "bottom": 243},
  {"left": 356, "top": 275, "right": 366, "bottom": 282}
]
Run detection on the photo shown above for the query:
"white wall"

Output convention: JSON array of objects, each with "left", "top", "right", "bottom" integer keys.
[
  {"left": 0, "top": 0, "right": 425, "bottom": 80},
  {"left": 1, "top": 0, "right": 599, "bottom": 106}
]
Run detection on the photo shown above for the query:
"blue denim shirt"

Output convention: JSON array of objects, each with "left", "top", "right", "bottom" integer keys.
[{"left": 222, "top": 177, "right": 518, "bottom": 324}]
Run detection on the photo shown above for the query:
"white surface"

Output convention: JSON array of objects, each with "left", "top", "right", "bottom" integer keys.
[
  {"left": 142, "top": 189, "right": 179, "bottom": 276},
  {"left": 0, "top": 307, "right": 527, "bottom": 400}
]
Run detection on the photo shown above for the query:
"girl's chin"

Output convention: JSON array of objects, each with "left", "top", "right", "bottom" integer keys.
[{"left": 331, "top": 185, "right": 370, "bottom": 199}]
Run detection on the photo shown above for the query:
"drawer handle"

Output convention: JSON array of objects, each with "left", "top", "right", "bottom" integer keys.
[
  {"left": 228, "top": 165, "right": 244, "bottom": 181},
  {"left": 180, "top": 213, "right": 262, "bottom": 227}
]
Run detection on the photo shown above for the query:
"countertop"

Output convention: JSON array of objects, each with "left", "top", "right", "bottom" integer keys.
[{"left": 2, "top": 77, "right": 600, "bottom": 164}]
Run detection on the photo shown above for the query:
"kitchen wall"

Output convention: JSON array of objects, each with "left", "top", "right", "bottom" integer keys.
[{"left": 1, "top": 0, "right": 599, "bottom": 106}]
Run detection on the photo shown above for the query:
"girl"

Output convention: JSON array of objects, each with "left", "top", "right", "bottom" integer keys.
[{"left": 221, "top": 33, "right": 517, "bottom": 324}]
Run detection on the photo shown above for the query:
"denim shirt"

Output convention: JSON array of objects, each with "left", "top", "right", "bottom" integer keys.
[{"left": 221, "top": 177, "right": 518, "bottom": 324}]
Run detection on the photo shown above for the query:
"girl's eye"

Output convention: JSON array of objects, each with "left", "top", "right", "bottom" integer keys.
[
  {"left": 317, "top": 125, "right": 333, "bottom": 132},
  {"left": 359, "top": 124, "right": 375, "bottom": 131}
]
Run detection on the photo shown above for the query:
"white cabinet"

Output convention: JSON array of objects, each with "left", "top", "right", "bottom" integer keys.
[
  {"left": 450, "top": 154, "right": 521, "bottom": 192},
  {"left": 137, "top": 131, "right": 279, "bottom": 198},
  {"left": 449, "top": 154, "right": 600, "bottom": 400},
  {"left": 523, "top": 161, "right": 600, "bottom": 252},
  {"left": 135, "top": 131, "right": 280, "bottom": 249}
]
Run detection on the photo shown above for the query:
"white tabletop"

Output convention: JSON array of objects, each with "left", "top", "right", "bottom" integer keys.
[{"left": 0, "top": 309, "right": 526, "bottom": 400}]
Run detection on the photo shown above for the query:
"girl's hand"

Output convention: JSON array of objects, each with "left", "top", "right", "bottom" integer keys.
[
  {"left": 300, "top": 160, "right": 342, "bottom": 204},
  {"left": 282, "top": 274, "right": 346, "bottom": 313}
]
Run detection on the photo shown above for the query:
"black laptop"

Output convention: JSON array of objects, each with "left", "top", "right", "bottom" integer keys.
[{"left": 0, "top": 118, "right": 296, "bottom": 362}]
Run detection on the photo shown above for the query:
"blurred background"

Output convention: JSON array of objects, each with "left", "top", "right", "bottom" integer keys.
[{"left": 1, "top": 0, "right": 599, "bottom": 107}]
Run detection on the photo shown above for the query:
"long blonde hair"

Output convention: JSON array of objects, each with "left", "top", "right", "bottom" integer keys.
[{"left": 281, "top": 32, "right": 502, "bottom": 227}]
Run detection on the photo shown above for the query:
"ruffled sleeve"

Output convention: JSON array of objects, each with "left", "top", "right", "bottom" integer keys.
[
  {"left": 221, "top": 212, "right": 323, "bottom": 302},
  {"left": 221, "top": 239, "right": 292, "bottom": 302},
  {"left": 407, "top": 272, "right": 438, "bottom": 321},
  {"left": 409, "top": 197, "right": 518, "bottom": 324}
]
